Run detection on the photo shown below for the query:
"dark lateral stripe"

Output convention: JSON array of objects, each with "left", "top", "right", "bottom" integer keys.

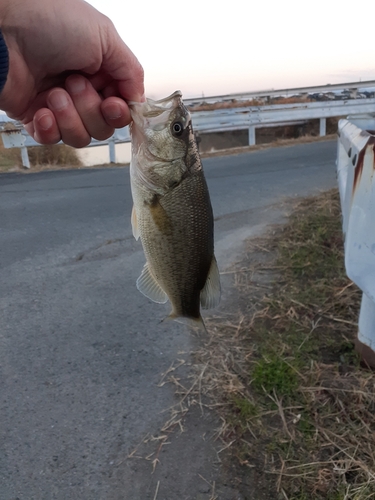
[{"left": 0, "top": 30, "right": 9, "bottom": 93}]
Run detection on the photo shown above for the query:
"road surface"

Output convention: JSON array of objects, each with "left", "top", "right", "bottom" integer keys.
[{"left": 0, "top": 140, "right": 337, "bottom": 499}]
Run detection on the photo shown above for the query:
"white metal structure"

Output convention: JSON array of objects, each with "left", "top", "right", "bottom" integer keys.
[
  {"left": 191, "top": 98, "right": 375, "bottom": 145},
  {"left": 337, "top": 116, "right": 375, "bottom": 356}
]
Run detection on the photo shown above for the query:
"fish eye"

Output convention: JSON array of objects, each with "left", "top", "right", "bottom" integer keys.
[{"left": 171, "top": 121, "right": 184, "bottom": 137}]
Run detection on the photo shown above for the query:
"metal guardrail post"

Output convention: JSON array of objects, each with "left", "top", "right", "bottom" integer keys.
[
  {"left": 108, "top": 135, "right": 116, "bottom": 163},
  {"left": 20, "top": 146, "right": 30, "bottom": 169},
  {"left": 319, "top": 118, "right": 326, "bottom": 137},
  {"left": 248, "top": 126, "right": 256, "bottom": 146},
  {"left": 337, "top": 116, "right": 375, "bottom": 367}
]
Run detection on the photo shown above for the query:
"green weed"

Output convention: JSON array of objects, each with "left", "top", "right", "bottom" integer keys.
[{"left": 252, "top": 356, "right": 299, "bottom": 397}]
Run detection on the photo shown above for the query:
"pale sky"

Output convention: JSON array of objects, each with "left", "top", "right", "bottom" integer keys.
[{"left": 90, "top": 0, "right": 374, "bottom": 100}]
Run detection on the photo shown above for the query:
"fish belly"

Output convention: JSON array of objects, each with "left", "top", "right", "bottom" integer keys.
[{"left": 134, "top": 172, "right": 214, "bottom": 320}]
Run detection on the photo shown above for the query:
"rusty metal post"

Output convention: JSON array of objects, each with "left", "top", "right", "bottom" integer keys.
[{"left": 337, "top": 116, "right": 375, "bottom": 367}]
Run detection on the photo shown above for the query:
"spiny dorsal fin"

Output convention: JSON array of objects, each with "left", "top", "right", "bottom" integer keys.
[
  {"left": 131, "top": 205, "right": 140, "bottom": 240},
  {"left": 200, "top": 256, "right": 221, "bottom": 310},
  {"left": 136, "top": 263, "right": 168, "bottom": 304}
]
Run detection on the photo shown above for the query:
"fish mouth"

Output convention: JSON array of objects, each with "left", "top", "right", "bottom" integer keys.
[
  {"left": 129, "top": 90, "right": 182, "bottom": 108},
  {"left": 149, "top": 90, "right": 182, "bottom": 105},
  {"left": 143, "top": 91, "right": 183, "bottom": 121},
  {"left": 130, "top": 91, "right": 183, "bottom": 119},
  {"left": 130, "top": 90, "right": 186, "bottom": 132}
]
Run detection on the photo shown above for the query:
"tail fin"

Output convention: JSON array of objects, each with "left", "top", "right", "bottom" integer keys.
[{"left": 166, "top": 313, "right": 207, "bottom": 334}]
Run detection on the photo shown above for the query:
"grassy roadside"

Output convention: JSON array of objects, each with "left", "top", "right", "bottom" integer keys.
[
  {"left": 0, "top": 143, "right": 82, "bottom": 173},
  {"left": 194, "top": 189, "right": 373, "bottom": 499}
]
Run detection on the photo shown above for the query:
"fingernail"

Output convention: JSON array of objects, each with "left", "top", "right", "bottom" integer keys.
[
  {"left": 105, "top": 102, "right": 122, "bottom": 120},
  {"left": 66, "top": 75, "right": 86, "bottom": 94},
  {"left": 37, "top": 113, "right": 53, "bottom": 131},
  {"left": 48, "top": 90, "right": 69, "bottom": 111}
]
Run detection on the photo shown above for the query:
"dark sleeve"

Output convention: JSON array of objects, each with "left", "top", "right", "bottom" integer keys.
[{"left": 0, "top": 30, "right": 9, "bottom": 93}]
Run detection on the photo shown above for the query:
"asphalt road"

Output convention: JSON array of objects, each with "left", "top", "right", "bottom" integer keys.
[{"left": 0, "top": 140, "right": 337, "bottom": 499}]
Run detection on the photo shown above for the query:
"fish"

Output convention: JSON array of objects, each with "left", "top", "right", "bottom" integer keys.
[{"left": 129, "top": 90, "right": 221, "bottom": 331}]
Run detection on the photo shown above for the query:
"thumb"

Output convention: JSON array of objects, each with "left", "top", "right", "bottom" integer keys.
[{"left": 101, "top": 27, "right": 145, "bottom": 102}]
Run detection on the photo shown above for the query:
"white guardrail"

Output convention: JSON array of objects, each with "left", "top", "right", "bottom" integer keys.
[
  {"left": 2, "top": 95, "right": 375, "bottom": 168},
  {"left": 191, "top": 98, "right": 375, "bottom": 145},
  {"left": 337, "top": 115, "right": 375, "bottom": 364}
]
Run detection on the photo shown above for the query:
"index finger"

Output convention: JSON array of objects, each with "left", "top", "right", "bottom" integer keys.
[{"left": 100, "top": 28, "right": 145, "bottom": 102}]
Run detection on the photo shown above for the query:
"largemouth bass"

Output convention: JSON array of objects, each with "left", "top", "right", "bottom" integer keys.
[{"left": 129, "top": 91, "right": 221, "bottom": 331}]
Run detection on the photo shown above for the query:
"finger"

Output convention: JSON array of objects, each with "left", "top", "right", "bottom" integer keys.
[
  {"left": 101, "top": 81, "right": 121, "bottom": 99},
  {"left": 20, "top": 90, "right": 51, "bottom": 125},
  {"left": 32, "top": 109, "right": 61, "bottom": 144},
  {"left": 100, "top": 28, "right": 145, "bottom": 102},
  {"left": 89, "top": 65, "right": 145, "bottom": 103},
  {"left": 47, "top": 88, "right": 91, "bottom": 148},
  {"left": 65, "top": 75, "right": 116, "bottom": 140},
  {"left": 88, "top": 70, "right": 113, "bottom": 93},
  {"left": 24, "top": 121, "right": 35, "bottom": 138},
  {"left": 101, "top": 96, "right": 131, "bottom": 129},
  {"left": 118, "top": 78, "right": 146, "bottom": 103}
]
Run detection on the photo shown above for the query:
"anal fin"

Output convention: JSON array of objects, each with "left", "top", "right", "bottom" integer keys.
[
  {"left": 131, "top": 205, "right": 140, "bottom": 240},
  {"left": 136, "top": 263, "right": 168, "bottom": 304},
  {"left": 200, "top": 256, "right": 221, "bottom": 310}
]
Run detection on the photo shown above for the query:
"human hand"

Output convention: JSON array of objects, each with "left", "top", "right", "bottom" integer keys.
[{"left": 0, "top": 0, "right": 144, "bottom": 147}]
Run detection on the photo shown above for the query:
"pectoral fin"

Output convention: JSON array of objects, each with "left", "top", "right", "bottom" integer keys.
[
  {"left": 131, "top": 205, "right": 140, "bottom": 240},
  {"left": 200, "top": 256, "right": 221, "bottom": 310},
  {"left": 136, "top": 263, "right": 168, "bottom": 304}
]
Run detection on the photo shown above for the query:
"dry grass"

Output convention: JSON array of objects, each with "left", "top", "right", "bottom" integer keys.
[
  {"left": 0, "top": 142, "right": 22, "bottom": 171},
  {"left": 26, "top": 144, "right": 82, "bottom": 168},
  {"left": 170, "top": 189, "right": 372, "bottom": 499},
  {"left": 0, "top": 142, "right": 82, "bottom": 172}
]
